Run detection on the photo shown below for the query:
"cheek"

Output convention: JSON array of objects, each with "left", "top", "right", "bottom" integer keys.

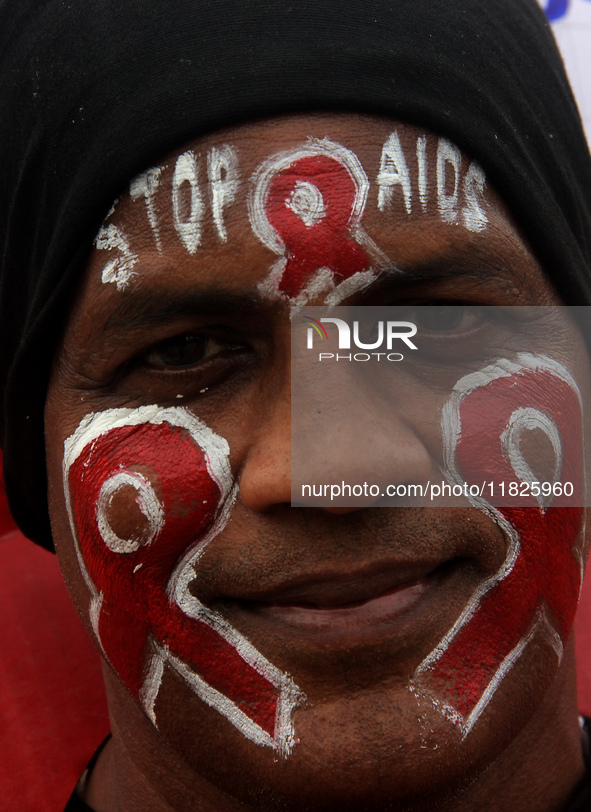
[
  {"left": 63, "top": 406, "right": 303, "bottom": 755},
  {"left": 65, "top": 410, "right": 226, "bottom": 696},
  {"left": 414, "top": 357, "right": 585, "bottom": 734}
]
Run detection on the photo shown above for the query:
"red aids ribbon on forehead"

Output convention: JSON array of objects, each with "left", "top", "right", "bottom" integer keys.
[
  {"left": 415, "top": 355, "right": 585, "bottom": 734},
  {"left": 64, "top": 406, "right": 302, "bottom": 755},
  {"left": 249, "top": 139, "right": 375, "bottom": 300}
]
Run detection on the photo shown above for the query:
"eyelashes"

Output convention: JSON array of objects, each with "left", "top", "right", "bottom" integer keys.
[
  {"left": 143, "top": 334, "right": 230, "bottom": 369},
  {"left": 116, "top": 330, "right": 259, "bottom": 403},
  {"left": 408, "top": 305, "right": 481, "bottom": 335}
]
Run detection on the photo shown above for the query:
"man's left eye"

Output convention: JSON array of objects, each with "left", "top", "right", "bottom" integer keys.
[
  {"left": 144, "top": 335, "right": 228, "bottom": 368},
  {"left": 412, "top": 305, "right": 479, "bottom": 334}
]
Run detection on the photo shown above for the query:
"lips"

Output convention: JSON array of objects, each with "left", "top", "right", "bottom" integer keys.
[
  {"left": 206, "top": 558, "right": 459, "bottom": 647},
  {"left": 189, "top": 509, "right": 507, "bottom": 663},
  {"left": 233, "top": 559, "right": 440, "bottom": 606},
  {"left": 249, "top": 579, "right": 430, "bottom": 642}
]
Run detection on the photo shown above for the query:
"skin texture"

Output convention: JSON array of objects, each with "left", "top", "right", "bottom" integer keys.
[{"left": 44, "top": 114, "right": 590, "bottom": 811}]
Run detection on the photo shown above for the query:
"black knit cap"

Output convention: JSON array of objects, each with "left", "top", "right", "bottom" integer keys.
[{"left": 1, "top": 0, "right": 590, "bottom": 549}]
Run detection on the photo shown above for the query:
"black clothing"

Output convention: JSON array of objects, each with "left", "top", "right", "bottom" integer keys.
[
  {"left": 1, "top": 0, "right": 591, "bottom": 549},
  {"left": 64, "top": 795, "right": 93, "bottom": 811},
  {"left": 64, "top": 792, "right": 93, "bottom": 811},
  {"left": 569, "top": 716, "right": 591, "bottom": 810},
  {"left": 63, "top": 735, "right": 110, "bottom": 812},
  {"left": 569, "top": 770, "right": 591, "bottom": 810}
]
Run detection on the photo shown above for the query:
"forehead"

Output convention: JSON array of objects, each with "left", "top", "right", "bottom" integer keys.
[{"left": 78, "top": 112, "right": 553, "bottom": 313}]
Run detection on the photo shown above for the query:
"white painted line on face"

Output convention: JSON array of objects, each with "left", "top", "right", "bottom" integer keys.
[
  {"left": 436, "top": 138, "right": 461, "bottom": 225},
  {"left": 172, "top": 149, "right": 203, "bottom": 254},
  {"left": 460, "top": 609, "right": 541, "bottom": 737},
  {"left": 323, "top": 269, "right": 384, "bottom": 307},
  {"left": 500, "top": 407, "right": 562, "bottom": 510},
  {"left": 248, "top": 137, "right": 388, "bottom": 304},
  {"left": 417, "top": 352, "right": 586, "bottom": 735},
  {"left": 64, "top": 405, "right": 305, "bottom": 755},
  {"left": 539, "top": 607, "right": 565, "bottom": 663},
  {"left": 95, "top": 223, "right": 139, "bottom": 290},
  {"left": 377, "top": 130, "right": 412, "bottom": 215},
  {"left": 159, "top": 643, "right": 303, "bottom": 757},
  {"left": 462, "top": 161, "right": 488, "bottom": 232},
  {"left": 169, "top": 541, "right": 305, "bottom": 755},
  {"left": 130, "top": 165, "right": 165, "bottom": 252},
  {"left": 96, "top": 469, "right": 165, "bottom": 553},
  {"left": 459, "top": 604, "right": 566, "bottom": 737},
  {"left": 414, "top": 506, "right": 521, "bottom": 673},
  {"left": 140, "top": 642, "right": 167, "bottom": 725},
  {"left": 248, "top": 137, "right": 370, "bottom": 256},
  {"left": 63, "top": 405, "right": 232, "bottom": 669},
  {"left": 286, "top": 180, "right": 326, "bottom": 226},
  {"left": 207, "top": 144, "right": 240, "bottom": 242},
  {"left": 416, "top": 135, "right": 428, "bottom": 213}
]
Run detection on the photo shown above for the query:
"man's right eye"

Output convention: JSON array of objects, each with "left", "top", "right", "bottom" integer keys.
[{"left": 144, "top": 334, "right": 228, "bottom": 368}]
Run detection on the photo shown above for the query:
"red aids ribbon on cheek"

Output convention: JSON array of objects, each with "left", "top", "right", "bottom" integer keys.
[
  {"left": 249, "top": 140, "right": 374, "bottom": 300},
  {"left": 416, "top": 355, "right": 585, "bottom": 734},
  {"left": 64, "top": 407, "right": 303, "bottom": 755}
]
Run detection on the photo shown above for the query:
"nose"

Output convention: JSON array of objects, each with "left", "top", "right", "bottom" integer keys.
[
  {"left": 294, "top": 371, "right": 433, "bottom": 512},
  {"left": 239, "top": 365, "right": 433, "bottom": 514},
  {"left": 238, "top": 381, "right": 292, "bottom": 512}
]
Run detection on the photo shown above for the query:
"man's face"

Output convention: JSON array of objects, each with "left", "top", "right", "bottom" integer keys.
[{"left": 44, "top": 114, "right": 589, "bottom": 809}]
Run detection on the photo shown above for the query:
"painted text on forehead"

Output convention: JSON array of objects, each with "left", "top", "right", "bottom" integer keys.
[{"left": 93, "top": 130, "right": 489, "bottom": 303}]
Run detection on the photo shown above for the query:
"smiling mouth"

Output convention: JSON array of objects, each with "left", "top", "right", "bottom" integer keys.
[{"left": 222, "top": 560, "right": 458, "bottom": 646}]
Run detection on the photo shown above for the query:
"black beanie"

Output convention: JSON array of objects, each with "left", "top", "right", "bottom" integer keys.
[{"left": 1, "top": 0, "right": 590, "bottom": 549}]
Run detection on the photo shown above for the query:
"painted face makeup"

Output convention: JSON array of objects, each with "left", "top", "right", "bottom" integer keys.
[
  {"left": 94, "top": 218, "right": 139, "bottom": 291},
  {"left": 94, "top": 130, "right": 490, "bottom": 303},
  {"left": 63, "top": 406, "right": 303, "bottom": 756},
  {"left": 248, "top": 138, "right": 386, "bottom": 303},
  {"left": 45, "top": 113, "right": 590, "bottom": 809},
  {"left": 411, "top": 354, "right": 585, "bottom": 735},
  {"left": 377, "top": 133, "right": 488, "bottom": 231},
  {"left": 62, "top": 355, "right": 586, "bottom": 753},
  {"left": 56, "top": 116, "right": 589, "bottom": 773}
]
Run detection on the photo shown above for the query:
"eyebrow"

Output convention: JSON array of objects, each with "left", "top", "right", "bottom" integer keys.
[
  {"left": 103, "top": 287, "right": 267, "bottom": 334},
  {"left": 370, "top": 244, "right": 526, "bottom": 297},
  {"left": 99, "top": 243, "right": 525, "bottom": 339}
]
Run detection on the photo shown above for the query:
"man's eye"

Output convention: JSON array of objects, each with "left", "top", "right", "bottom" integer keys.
[
  {"left": 144, "top": 335, "right": 227, "bottom": 368},
  {"left": 412, "top": 305, "right": 478, "bottom": 333}
]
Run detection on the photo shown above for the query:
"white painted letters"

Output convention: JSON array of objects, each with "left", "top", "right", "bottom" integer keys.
[
  {"left": 416, "top": 135, "right": 428, "bottom": 213},
  {"left": 376, "top": 132, "right": 488, "bottom": 230},
  {"left": 130, "top": 166, "right": 164, "bottom": 252},
  {"left": 172, "top": 150, "right": 203, "bottom": 254},
  {"left": 207, "top": 145, "right": 240, "bottom": 242},
  {"left": 462, "top": 161, "right": 489, "bottom": 233},
  {"left": 437, "top": 138, "right": 462, "bottom": 224},
  {"left": 377, "top": 131, "right": 412, "bottom": 215},
  {"left": 97, "top": 133, "right": 490, "bottom": 294},
  {"left": 95, "top": 223, "right": 139, "bottom": 291}
]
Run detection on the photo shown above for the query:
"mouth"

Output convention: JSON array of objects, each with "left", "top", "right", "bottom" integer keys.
[
  {"left": 187, "top": 509, "right": 506, "bottom": 664},
  {"left": 210, "top": 558, "right": 461, "bottom": 647}
]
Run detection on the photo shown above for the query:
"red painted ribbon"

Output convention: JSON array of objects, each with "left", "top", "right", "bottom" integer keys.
[
  {"left": 68, "top": 421, "right": 278, "bottom": 738},
  {"left": 265, "top": 154, "right": 369, "bottom": 298},
  {"left": 428, "top": 365, "right": 583, "bottom": 725}
]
